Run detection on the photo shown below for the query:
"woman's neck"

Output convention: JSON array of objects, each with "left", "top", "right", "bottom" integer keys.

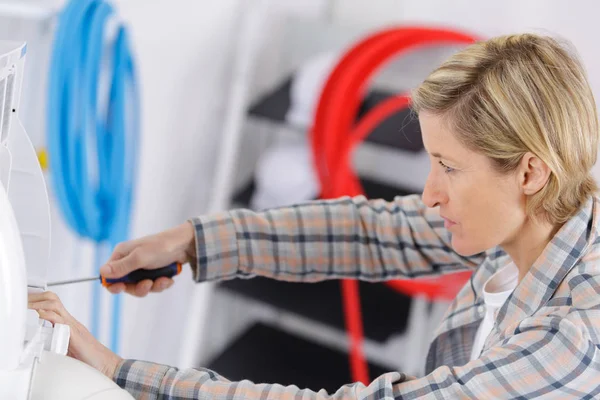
[{"left": 502, "top": 217, "right": 562, "bottom": 282}]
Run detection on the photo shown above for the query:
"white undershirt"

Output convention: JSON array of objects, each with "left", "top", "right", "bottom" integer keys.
[{"left": 470, "top": 262, "right": 519, "bottom": 361}]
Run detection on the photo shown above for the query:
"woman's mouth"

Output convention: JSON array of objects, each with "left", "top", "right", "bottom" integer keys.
[{"left": 442, "top": 217, "right": 457, "bottom": 229}]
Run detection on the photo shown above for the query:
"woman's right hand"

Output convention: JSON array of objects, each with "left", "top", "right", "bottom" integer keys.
[{"left": 100, "top": 221, "right": 196, "bottom": 297}]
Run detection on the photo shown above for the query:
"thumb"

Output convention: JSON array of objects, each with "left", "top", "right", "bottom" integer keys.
[{"left": 100, "top": 252, "right": 140, "bottom": 278}]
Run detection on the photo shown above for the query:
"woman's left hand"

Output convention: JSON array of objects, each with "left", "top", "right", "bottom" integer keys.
[{"left": 28, "top": 291, "right": 123, "bottom": 379}]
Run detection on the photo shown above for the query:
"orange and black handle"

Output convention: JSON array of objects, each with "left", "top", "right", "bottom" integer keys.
[{"left": 101, "top": 262, "right": 182, "bottom": 287}]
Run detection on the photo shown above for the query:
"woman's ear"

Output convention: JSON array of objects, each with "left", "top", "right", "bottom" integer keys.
[{"left": 519, "top": 152, "right": 551, "bottom": 195}]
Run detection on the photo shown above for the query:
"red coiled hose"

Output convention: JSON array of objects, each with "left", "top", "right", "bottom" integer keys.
[{"left": 310, "top": 26, "right": 479, "bottom": 384}]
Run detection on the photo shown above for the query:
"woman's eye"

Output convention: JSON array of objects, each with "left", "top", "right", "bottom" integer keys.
[{"left": 439, "top": 160, "right": 455, "bottom": 173}]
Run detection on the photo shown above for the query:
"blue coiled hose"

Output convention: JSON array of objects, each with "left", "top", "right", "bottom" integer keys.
[{"left": 47, "top": 0, "right": 139, "bottom": 353}]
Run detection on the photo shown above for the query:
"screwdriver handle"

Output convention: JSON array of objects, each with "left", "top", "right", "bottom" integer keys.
[{"left": 101, "top": 262, "right": 182, "bottom": 287}]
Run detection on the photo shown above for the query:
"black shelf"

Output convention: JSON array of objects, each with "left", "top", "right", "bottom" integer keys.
[
  {"left": 248, "top": 76, "right": 423, "bottom": 153},
  {"left": 207, "top": 323, "right": 393, "bottom": 393},
  {"left": 219, "top": 278, "right": 412, "bottom": 343},
  {"left": 232, "top": 175, "right": 417, "bottom": 208}
]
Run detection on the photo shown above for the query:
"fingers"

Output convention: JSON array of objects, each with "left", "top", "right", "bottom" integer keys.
[
  {"left": 129, "top": 280, "right": 153, "bottom": 297},
  {"left": 28, "top": 291, "right": 67, "bottom": 314},
  {"left": 36, "top": 309, "right": 64, "bottom": 326},
  {"left": 28, "top": 290, "right": 59, "bottom": 302},
  {"left": 107, "top": 241, "right": 137, "bottom": 262},
  {"left": 106, "top": 282, "right": 127, "bottom": 294},
  {"left": 106, "top": 282, "right": 147, "bottom": 296},
  {"left": 101, "top": 249, "right": 147, "bottom": 279},
  {"left": 28, "top": 300, "right": 66, "bottom": 314},
  {"left": 100, "top": 240, "right": 144, "bottom": 278},
  {"left": 106, "top": 277, "right": 173, "bottom": 297},
  {"left": 28, "top": 292, "right": 75, "bottom": 326},
  {"left": 113, "top": 280, "right": 153, "bottom": 297},
  {"left": 150, "top": 277, "right": 174, "bottom": 293},
  {"left": 100, "top": 243, "right": 132, "bottom": 276}
]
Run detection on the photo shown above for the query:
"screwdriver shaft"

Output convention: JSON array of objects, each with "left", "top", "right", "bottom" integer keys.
[{"left": 47, "top": 276, "right": 99, "bottom": 286}]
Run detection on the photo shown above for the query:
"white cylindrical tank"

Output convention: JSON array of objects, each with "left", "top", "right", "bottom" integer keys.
[
  {"left": 30, "top": 351, "right": 133, "bottom": 400},
  {"left": 0, "top": 164, "right": 27, "bottom": 371}
]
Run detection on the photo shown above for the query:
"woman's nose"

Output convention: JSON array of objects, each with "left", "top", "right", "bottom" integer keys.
[{"left": 422, "top": 175, "right": 447, "bottom": 208}]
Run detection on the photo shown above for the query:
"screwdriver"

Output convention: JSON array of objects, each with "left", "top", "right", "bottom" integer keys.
[{"left": 44, "top": 262, "right": 182, "bottom": 288}]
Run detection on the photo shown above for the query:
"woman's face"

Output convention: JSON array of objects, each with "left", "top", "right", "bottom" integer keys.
[{"left": 419, "top": 112, "right": 526, "bottom": 256}]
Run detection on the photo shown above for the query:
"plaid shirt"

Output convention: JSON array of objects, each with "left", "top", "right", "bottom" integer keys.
[{"left": 114, "top": 194, "right": 600, "bottom": 399}]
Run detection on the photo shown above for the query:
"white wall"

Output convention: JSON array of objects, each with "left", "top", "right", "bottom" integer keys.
[{"left": 106, "top": 0, "right": 243, "bottom": 365}]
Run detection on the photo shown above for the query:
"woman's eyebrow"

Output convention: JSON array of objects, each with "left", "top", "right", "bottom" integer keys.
[{"left": 430, "top": 151, "right": 459, "bottom": 164}]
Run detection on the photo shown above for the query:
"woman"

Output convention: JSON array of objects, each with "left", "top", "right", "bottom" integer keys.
[{"left": 29, "top": 33, "right": 600, "bottom": 399}]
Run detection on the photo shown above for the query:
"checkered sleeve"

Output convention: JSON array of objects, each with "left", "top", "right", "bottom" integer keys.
[
  {"left": 189, "top": 194, "right": 482, "bottom": 283},
  {"left": 114, "top": 313, "right": 600, "bottom": 399},
  {"left": 113, "top": 359, "right": 408, "bottom": 400}
]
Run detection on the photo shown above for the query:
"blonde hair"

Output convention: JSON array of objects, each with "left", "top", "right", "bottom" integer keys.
[{"left": 412, "top": 33, "right": 599, "bottom": 224}]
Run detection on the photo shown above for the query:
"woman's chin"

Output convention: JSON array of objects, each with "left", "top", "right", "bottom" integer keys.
[{"left": 451, "top": 235, "right": 487, "bottom": 257}]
